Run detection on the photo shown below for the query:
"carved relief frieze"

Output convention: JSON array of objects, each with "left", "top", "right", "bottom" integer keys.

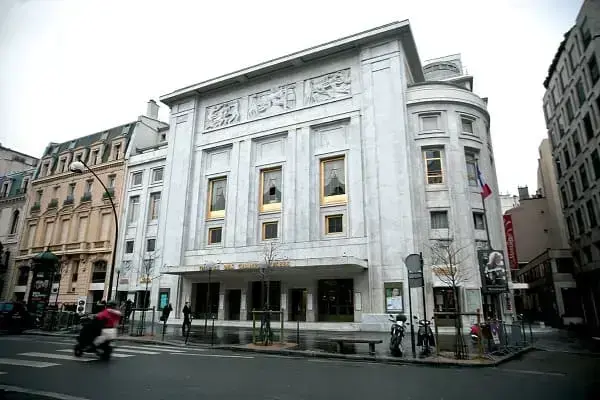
[
  {"left": 248, "top": 84, "right": 296, "bottom": 118},
  {"left": 304, "top": 69, "right": 351, "bottom": 105},
  {"left": 204, "top": 99, "right": 240, "bottom": 130}
]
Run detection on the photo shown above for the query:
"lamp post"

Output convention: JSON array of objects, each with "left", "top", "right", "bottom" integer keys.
[{"left": 69, "top": 159, "right": 119, "bottom": 301}]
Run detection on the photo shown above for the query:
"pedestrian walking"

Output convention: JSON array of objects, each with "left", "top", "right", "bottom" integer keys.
[
  {"left": 161, "top": 303, "right": 173, "bottom": 322},
  {"left": 182, "top": 302, "right": 192, "bottom": 336}
]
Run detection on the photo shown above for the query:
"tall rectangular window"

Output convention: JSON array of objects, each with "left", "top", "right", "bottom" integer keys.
[
  {"left": 107, "top": 175, "right": 115, "bottom": 189},
  {"left": 580, "top": 165, "right": 590, "bottom": 191},
  {"left": 583, "top": 114, "right": 594, "bottom": 140},
  {"left": 556, "top": 159, "right": 563, "bottom": 177},
  {"left": 558, "top": 114, "right": 566, "bottom": 137},
  {"left": 152, "top": 168, "right": 163, "bottom": 183},
  {"left": 561, "top": 187, "right": 569, "bottom": 205},
  {"left": 207, "top": 178, "right": 227, "bottom": 219},
  {"left": 68, "top": 183, "right": 75, "bottom": 197},
  {"left": 113, "top": 143, "right": 121, "bottom": 160},
  {"left": 260, "top": 168, "right": 282, "bottom": 212},
  {"left": 424, "top": 149, "right": 444, "bottom": 184},
  {"left": 569, "top": 46, "right": 579, "bottom": 71},
  {"left": 576, "top": 208, "right": 585, "bottom": 234},
  {"left": 589, "top": 54, "right": 599, "bottom": 85},
  {"left": 573, "top": 133, "right": 582, "bottom": 154},
  {"left": 85, "top": 180, "right": 93, "bottom": 194},
  {"left": 586, "top": 200, "right": 597, "bottom": 228},
  {"left": 148, "top": 192, "right": 161, "bottom": 221},
  {"left": 430, "top": 211, "right": 449, "bottom": 229},
  {"left": 591, "top": 150, "right": 600, "bottom": 179},
  {"left": 576, "top": 79, "right": 586, "bottom": 105},
  {"left": 465, "top": 152, "right": 478, "bottom": 186},
  {"left": 321, "top": 157, "right": 346, "bottom": 205},
  {"left": 563, "top": 148, "right": 571, "bottom": 167},
  {"left": 125, "top": 240, "right": 134, "bottom": 254},
  {"left": 473, "top": 212, "right": 486, "bottom": 230},
  {"left": 570, "top": 177, "right": 578, "bottom": 200},
  {"left": 128, "top": 196, "right": 140, "bottom": 223},
  {"left": 565, "top": 98, "right": 575, "bottom": 123},
  {"left": 146, "top": 238, "right": 156, "bottom": 252}
]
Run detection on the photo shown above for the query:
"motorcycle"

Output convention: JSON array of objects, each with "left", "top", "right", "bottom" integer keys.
[
  {"left": 414, "top": 315, "right": 435, "bottom": 356},
  {"left": 470, "top": 324, "right": 480, "bottom": 344},
  {"left": 388, "top": 314, "right": 407, "bottom": 357},
  {"left": 73, "top": 314, "right": 114, "bottom": 361}
]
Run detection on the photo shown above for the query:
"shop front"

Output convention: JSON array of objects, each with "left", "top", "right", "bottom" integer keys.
[{"left": 164, "top": 256, "right": 368, "bottom": 324}]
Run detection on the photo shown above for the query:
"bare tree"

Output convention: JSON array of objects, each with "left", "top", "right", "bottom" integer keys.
[
  {"left": 429, "top": 237, "right": 474, "bottom": 359},
  {"left": 257, "top": 240, "right": 281, "bottom": 345},
  {"left": 135, "top": 249, "right": 161, "bottom": 335}
]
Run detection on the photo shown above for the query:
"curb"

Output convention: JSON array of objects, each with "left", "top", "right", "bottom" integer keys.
[{"left": 213, "top": 345, "right": 534, "bottom": 368}]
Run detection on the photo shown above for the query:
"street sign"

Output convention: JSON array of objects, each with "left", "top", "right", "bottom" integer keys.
[
  {"left": 405, "top": 254, "right": 421, "bottom": 273},
  {"left": 405, "top": 254, "right": 423, "bottom": 288}
]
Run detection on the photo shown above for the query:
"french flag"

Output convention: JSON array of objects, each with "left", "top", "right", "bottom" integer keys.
[{"left": 477, "top": 166, "right": 492, "bottom": 199}]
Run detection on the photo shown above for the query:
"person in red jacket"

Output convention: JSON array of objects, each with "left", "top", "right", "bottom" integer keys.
[{"left": 93, "top": 301, "right": 121, "bottom": 346}]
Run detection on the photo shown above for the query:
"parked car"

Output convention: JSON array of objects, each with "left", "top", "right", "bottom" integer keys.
[{"left": 0, "top": 301, "right": 32, "bottom": 333}]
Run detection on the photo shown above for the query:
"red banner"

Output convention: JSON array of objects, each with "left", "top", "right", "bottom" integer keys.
[{"left": 503, "top": 214, "right": 519, "bottom": 270}]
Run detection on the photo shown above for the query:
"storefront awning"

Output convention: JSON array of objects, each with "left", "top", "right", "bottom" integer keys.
[{"left": 164, "top": 256, "right": 367, "bottom": 276}]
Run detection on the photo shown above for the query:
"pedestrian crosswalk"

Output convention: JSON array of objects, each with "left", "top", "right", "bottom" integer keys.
[{"left": 0, "top": 342, "right": 203, "bottom": 375}]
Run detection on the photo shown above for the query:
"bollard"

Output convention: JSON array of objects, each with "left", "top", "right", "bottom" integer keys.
[
  {"left": 162, "top": 319, "right": 167, "bottom": 341},
  {"left": 297, "top": 318, "right": 300, "bottom": 345},
  {"left": 280, "top": 312, "right": 284, "bottom": 344},
  {"left": 252, "top": 310, "right": 256, "bottom": 345},
  {"left": 151, "top": 307, "right": 156, "bottom": 336},
  {"left": 476, "top": 310, "right": 483, "bottom": 359}
]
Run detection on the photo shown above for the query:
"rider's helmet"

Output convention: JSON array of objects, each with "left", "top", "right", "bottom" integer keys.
[{"left": 107, "top": 300, "right": 118, "bottom": 309}]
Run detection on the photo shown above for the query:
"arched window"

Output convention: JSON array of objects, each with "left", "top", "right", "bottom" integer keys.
[{"left": 10, "top": 210, "right": 19, "bottom": 234}]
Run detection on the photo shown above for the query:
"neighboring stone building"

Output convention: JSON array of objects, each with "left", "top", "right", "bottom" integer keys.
[
  {"left": 11, "top": 106, "right": 166, "bottom": 311},
  {"left": 0, "top": 168, "right": 36, "bottom": 300},
  {"left": 499, "top": 193, "right": 519, "bottom": 215},
  {"left": 543, "top": 0, "right": 600, "bottom": 331},
  {"left": 113, "top": 101, "right": 169, "bottom": 308},
  {"left": 0, "top": 144, "right": 38, "bottom": 176},
  {"left": 157, "top": 21, "right": 507, "bottom": 330}
]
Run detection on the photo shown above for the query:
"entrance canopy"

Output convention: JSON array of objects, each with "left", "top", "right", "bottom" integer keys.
[{"left": 164, "top": 256, "right": 367, "bottom": 278}]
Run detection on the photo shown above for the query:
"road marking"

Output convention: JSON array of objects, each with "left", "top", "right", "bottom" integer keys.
[
  {"left": 495, "top": 368, "right": 566, "bottom": 377},
  {"left": 0, "top": 371, "right": 6, "bottom": 374},
  {"left": 19, "top": 352, "right": 95, "bottom": 362},
  {"left": 111, "top": 348, "right": 160, "bottom": 355},
  {"left": 56, "top": 349, "right": 133, "bottom": 358},
  {"left": 0, "top": 384, "right": 90, "bottom": 400},
  {"left": 169, "top": 353, "right": 254, "bottom": 359},
  {"left": 0, "top": 358, "right": 59, "bottom": 368},
  {"left": 130, "top": 344, "right": 188, "bottom": 352}
]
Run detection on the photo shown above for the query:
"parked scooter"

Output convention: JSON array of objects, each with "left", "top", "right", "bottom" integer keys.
[
  {"left": 388, "top": 314, "right": 407, "bottom": 357},
  {"left": 470, "top": 323, "right": 480, "bottom": 344},
  {"left": 414, "top": 315, "right": 435, "bottom": 356}
]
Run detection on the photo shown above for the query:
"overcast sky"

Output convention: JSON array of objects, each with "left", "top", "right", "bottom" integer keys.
[{"left": 0, "top": 0, "right": 581, "bottom": 194}]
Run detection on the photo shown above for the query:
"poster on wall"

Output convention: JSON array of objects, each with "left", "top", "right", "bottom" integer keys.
[
  {"left": 478, "top": 249, "right": 508, "bottom": 294},
  {"left": 385, "top": 286, "right": 404, "bottom": 313}
]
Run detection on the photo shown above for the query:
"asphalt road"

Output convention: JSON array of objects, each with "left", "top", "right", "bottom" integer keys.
[{"left": 0, "top": 335, "right": 598, "bottom": 400}]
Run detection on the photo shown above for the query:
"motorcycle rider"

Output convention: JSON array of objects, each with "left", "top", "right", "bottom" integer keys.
[{"left": 93, "top": 300, "right": 122, "bottom": 346}]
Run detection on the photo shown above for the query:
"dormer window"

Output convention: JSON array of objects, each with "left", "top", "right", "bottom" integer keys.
[
  {"left": 113, "top": 143, "right": 121, "bottom": 160},
  {"left": 1, "top": 181, "right": 9, "bottom": 197},
  {"left": 42, "top": 162, "right": 50, "bottom": 177},
  {"left": 91, "top": 150, "right": 99, "bottom": 165},
  {"left": 58, "top": 158, "right": 66, "bottom": 173},
  {"left": 75, "top": 153, "right": 82, "bottom": 161}
]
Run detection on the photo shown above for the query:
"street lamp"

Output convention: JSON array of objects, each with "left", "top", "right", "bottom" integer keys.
[{"left": 69, "top": 159, "right": 119, "bottom": 301}]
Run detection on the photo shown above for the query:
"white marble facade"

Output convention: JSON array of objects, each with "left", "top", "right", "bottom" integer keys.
[{"left": 156, "top": 22, "right": 507, "bottom": 328}]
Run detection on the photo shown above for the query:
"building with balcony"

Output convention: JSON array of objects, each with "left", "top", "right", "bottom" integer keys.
[
  {"left": 543, "top": 0, "right": 600, "bottom": 331},
  {"left": 0, "top": 144, "right": 38, "bottom": 176},
  {"left": 11, "top": 105, "right": 167, "bottom": 310},
  {"left": 113, "top": 101, "right": 169, "bottom": 309},
  {"left": 0, "top": 168, "right": 36, "bottom": 300},
  {"left": 157, "top": 21, "right": 507, "bottom": 329}
]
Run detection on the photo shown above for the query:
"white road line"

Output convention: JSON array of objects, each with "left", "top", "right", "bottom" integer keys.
[
  {"left": 0, "top": 358, "right": 59, "bottom": 368},
  {"left": 495, "top": 368, "right": 566, "bottom": 377},
  {"left": 19, "top": 352, "right": 95, "bottom": 362},
  {"left": 56, "top": 349, "right": 134, "bottom": 358},
  {"left": 115, "top": 345, "right": 179, "bottom": 352},
  {"left": 0, "top": 384, "right": 91, "bottom": 400},
  {"left": 169, "top": 353, "right": 254, "bottom": 359},
  {"left": 129, "top": 345, "right": 188, "bottom": 352},
  {"left": 0, "top": 371, "right": 7, "bottom": 374},
  {"left": 110, "top": 348, "right": 160, "bottom": 355}
]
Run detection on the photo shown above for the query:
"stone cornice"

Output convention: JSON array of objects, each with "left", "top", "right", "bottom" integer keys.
[{"left": 0, "top": 195, "right": 26, "bottom": 206}]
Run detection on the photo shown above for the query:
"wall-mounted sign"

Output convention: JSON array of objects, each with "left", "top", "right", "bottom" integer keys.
[
  {"left": 196, "top": 261, "right": 291, "bottom": 272},
  {"left": 503, "top": 215, "right": 519, "bottom": 270}
]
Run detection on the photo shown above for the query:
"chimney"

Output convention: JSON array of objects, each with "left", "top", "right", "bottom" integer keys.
[
  {"left": 146, "top": 100, "right": 159, "bottom": 119},
  {"left": 518, "top": 186, "right": 530, "bottom": 201}
]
